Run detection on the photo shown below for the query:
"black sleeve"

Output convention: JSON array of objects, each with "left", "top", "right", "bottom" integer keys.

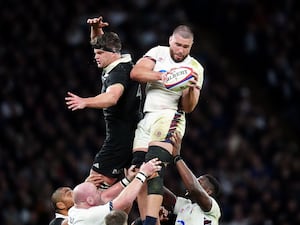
[
  {"left": 106, "top": 63, "right": 132, "bottom": 89},
  {"left": 49, "top": 218, "right": 64, "bottom": 225}
]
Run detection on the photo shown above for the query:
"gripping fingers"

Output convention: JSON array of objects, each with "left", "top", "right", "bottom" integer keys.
[{"left": 150, "top": 158, "right": 162, "bottom": 171}]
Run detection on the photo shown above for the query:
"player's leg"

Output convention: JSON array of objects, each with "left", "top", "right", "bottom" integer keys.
[
  {"left": 132, "top": 149, "right": 147, "bottom": 222},
  {"left": 144, "top": 110, "right": 185, "bottom": 225},
  {"left": 144, "top": 142, "right": 173, "bottom": 225},
  {"left": 131, "top": 114, "right": 152, "bottom": 224}
]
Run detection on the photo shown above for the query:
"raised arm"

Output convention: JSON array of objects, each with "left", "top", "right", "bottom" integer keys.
[
  {"left": 87, "top": 16, "right": 109, "bottom": 41},
  {"left": 100, "top": 165, "right": 138, "bottom": 203},
  {"left": 171, "top": 132, "right": 212, "bottom": 212},
  {"left": 112, "top": 158, "right": 162, "bottom": 210}
]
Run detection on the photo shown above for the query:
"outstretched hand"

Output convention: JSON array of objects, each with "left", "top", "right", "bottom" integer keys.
[
  {"left": 65, "top": 91, "right": 86, "bottom": 111},
  {"left": 87, "top": 16, "right": 109, "bottom": 29}
]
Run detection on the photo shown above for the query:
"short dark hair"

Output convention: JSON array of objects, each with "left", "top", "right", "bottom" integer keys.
[
  {"left": 105, "top": 210, "right": 128, "bottom": 225},
  {"left": 205, "top": 174, "right": 221, "bottom": 197},
  {"left": 172, "top": 25, "right": 194, "bottom": 39},
  {"left": 91, "top": 32, "right": 122, "bottom": 53}
]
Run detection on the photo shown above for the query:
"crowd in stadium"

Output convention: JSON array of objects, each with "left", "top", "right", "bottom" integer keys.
[{"left": 1, "top": 0, "right": 299, "bottom": 225}]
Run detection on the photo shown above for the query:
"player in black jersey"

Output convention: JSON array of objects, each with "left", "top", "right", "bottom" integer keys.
[
  {"left": 49, "top": 187, "right": 73, "bottom": 225},
  {"left": 65, "top": 16, "right": 142, "bottom": 188}
]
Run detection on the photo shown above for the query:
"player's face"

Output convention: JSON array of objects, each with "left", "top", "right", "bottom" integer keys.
[
  {"left": 94, "top": 49, "right": 115, "bottom": 68},
  {"left": 169, "top": 34, "right": 193, "bottom": 62},
  {"left": 61, "top": 187, "right": 74, "bottom": 209}
]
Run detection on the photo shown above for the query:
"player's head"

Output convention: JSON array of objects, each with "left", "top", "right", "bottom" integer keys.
[
  {"left": 105, "top": 210, "right": 128, "bottom": 225},
  {"left": 198, "top": 174, "right": 220, "bottom": 198},
  {"left": 73, "top": 182, "right": 103, "bottom": 207},
  {"left": 91, "top": 32, "right": 122, "bottom": 68},
  {"left": 169, "top": 25, "right": 194, "bottom": 63},
  {"left": 91, "top": 32, "right": 122, "bottom": 53},
  {"left": 51, "top": 187, "right": 74, "bottom": 215}
]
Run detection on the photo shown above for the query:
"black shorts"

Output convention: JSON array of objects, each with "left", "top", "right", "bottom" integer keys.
[{"left": 92, "top": 119, "right": 136, "bottom": 178}]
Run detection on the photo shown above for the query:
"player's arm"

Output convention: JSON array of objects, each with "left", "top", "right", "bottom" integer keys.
[
  {"left": 162, "top": 186, "right": 177, "bottom": 210},
  {"left": 171, "top": 132, "right": 212, "bottom": 212},
  {"left": 100, "top": 165, "right": 137, "bottom": 203},
  {"left": 65, "top": 84, "right": 124, "bottom": 110},
  {"left": 180, "top": 71, "right": 200, "bottom": 113},
  {"left": 130, "top": 57, "right": 162, "bottom": 83},
  {"left": 112, "top": 158, "right": 162, "bottom": 210},
  {"left": 87, "top": 16, "right": 109, "bottom": 41}
]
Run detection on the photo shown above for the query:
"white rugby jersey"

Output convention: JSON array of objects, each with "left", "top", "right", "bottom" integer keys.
[
  {"left": 143, "top": 46, "right": 204, "bottom": 112},
  {"left": 174, "top": 197, "right": 221, "bottom": 225},
  {"left": 68, "top": 202, "right": 111, "bottom": 225}
]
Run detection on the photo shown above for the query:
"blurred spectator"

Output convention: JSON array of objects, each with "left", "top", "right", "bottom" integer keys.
[{"left": 1, "top": 1, "right": 299, "bottom": 225}]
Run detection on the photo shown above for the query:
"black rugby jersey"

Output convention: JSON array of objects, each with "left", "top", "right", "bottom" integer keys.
[{"left": 101, "top": 61, "right": 141, "bottom": 122}]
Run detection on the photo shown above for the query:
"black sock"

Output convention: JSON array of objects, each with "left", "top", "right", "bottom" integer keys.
[{"left": 143, "top": 216, "right": 157, "bottom": 225}]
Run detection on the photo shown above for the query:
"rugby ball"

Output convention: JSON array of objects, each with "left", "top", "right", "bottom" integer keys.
[{"left": 163, "top": 67, "right": 194, "bottom": 91}]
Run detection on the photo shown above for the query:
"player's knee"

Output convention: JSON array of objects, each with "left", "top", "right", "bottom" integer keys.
[
  {"left": 147, "top": 176, "right": 164, "bottom": 195},
  {"left": 131, "top": 151, "right": 146, "bottom": 168}
]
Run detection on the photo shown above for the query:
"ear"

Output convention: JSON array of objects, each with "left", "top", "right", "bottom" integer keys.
[
  {"left": 56, "top": 201, "right": 66, "bottom": 210},
  {"left": 206, "top": 189, "right": 213, "bottom": 196},
  {"left": 169, "top": 36, "right": 173, "bottom": 45},
  {"left": 86, "top": 196, "right": 94, "bottom": 205}
]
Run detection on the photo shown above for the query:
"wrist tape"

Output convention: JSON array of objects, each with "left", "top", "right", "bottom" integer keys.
[{"left": 135, "top": 171, "right": 148, "bottom": 183}]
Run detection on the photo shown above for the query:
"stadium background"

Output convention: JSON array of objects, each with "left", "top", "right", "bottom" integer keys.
[{"left": 1, "top": 0, "right": 299, "bottom": 224}]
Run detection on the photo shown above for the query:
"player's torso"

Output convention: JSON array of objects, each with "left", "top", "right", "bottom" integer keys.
[
  {"left": 101, "top": 59, "right": 141, "bottom": 120},
  {"left": 175, "top": 203, "right": 219, "bottom": 225},
  {"left": 68, "top": 206, "right": 109, "bottom": 225},
  {"left": 144, "top": 46, "right": 196, "bottom": 112}
]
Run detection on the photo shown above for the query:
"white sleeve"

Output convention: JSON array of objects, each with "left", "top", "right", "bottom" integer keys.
[
  {"left": 206, "top": 197, "right": 221, "bottom": 219},
  {"left": 173, "top": 197, "right": 191, "bottom": 214},
  {"left": 144, "top": 46, "right": 159, "bottom": 59}
]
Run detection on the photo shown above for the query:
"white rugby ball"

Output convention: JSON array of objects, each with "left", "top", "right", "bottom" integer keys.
[{"left": 164, "top": 67, "right": 194, "bottom": 91}]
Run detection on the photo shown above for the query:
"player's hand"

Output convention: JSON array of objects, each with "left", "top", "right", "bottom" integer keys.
[
  {"left": 159, "top": 69, "right": 168, "bottom": 82},
  {"left": 159, "top": 206, "right": 169, "bottom": 222},
  {"left": 124, "top": 165, "right": 138, "bottom": 181},
  {"left": 87, "top": 16, "right": 109, "bottom": 29},
  {"left": 65, "top": 91, "right": 86, "bottom": 111},
  {"left": 139, "top": 158, "right": 162, "bottom": 177},
  {"left": 187, "top": 72, "right": 200, "bottom": 89},
  {"left": 85, "top": 173, "right": 105, "bottom": 188},
  {"left": 170, "top": 131, "right": 182, "bottom": 157}
]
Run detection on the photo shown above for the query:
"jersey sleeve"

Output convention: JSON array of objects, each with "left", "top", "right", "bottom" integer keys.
[
  {"left": 206, "top": 197, "right": 221, "bottom": 220},
  {"left": 107, "top": 63, "right": 131, "bottom": 89},
  {"left": 143, "top": 46, "right": 160, "bottom": 61},
  {"left": 173, "top": 197, "right": 192, "bottom": 214}
]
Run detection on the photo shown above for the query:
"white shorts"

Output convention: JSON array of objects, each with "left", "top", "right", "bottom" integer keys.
[{"left": 133, "top": 110, "right": 186, "bottom": 150}]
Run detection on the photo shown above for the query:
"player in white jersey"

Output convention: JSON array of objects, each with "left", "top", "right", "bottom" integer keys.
[
  {"left": 130, "top": 25, "right": 204, "bottom": 225},
  {"left": 163, "top": 132, "right": 221, "bottom": 225},
  {"left": 67, "top": 158, "right": 162, "bottom": 225}
]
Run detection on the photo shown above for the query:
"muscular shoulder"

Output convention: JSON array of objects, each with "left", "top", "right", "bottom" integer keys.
[
  {"left": 144, "top": 46, "right": 169, "bottom": 59},
  {"left": 205, "top": 196, "right": 221, "bottom": 220}
]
